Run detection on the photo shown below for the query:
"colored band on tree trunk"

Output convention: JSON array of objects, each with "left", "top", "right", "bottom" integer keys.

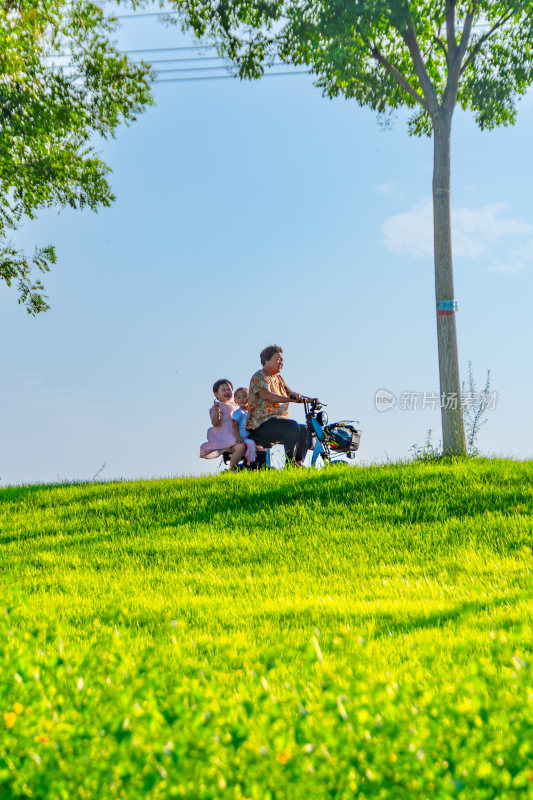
[{"left": 437, "top": 300, "right": 457, "bottom": 316}]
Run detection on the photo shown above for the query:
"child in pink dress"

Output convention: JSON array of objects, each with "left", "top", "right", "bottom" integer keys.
[{"left": 200, "top": 379, "right": 246, "bottom": 471}]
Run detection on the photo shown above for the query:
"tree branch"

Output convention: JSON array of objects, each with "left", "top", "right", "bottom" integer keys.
[
  {"left": 456, "top": 2, "right": 476, "bottom": 66},
  {"left": 446, "top": 0, "right": 457, "bottom": 57},
  {"left": 460, "top": 8, "right": 515, "bottom": 76},
  {"left": 369, "top": 41, "right": 429, "bottom": 111},
  {"left": 401, "top": 10, "right": 439, "bottom": 114},
  {"left": 443, "top": 1, "right": 475, "bottom": 106}
]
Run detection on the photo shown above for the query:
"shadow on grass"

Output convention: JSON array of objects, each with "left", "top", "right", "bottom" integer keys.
[{"left": 1, "top": 462, "right": 531, "bottom": 549}]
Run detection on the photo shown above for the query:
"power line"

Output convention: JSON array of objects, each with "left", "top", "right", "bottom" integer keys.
[
  {"left": 122, "top": 45, "right": 216, "bottom": 53},
  {"left": 154, "top": 65, "right": 240, "bottom": 74},
  {"left": 114, "top": 11, "right": 181, "bottom": 18},
  {"left": 44, "top": 45, "right": 218, "bottom": 58},
  {"left": 60, "top": 55, "right": 227, "bottom": 68},
  {"left": 153, "top": 62, "right": 288, "bottom": 74},
  {"left": 154, "top": 70, "right": 310, "bottom": 83},
  {"left": 120, "top": 44, "right": 216, "bottom": 55},
  {"left": 47, "top": 28, "right": 497, "bottom": 64},
  {"left": 51, "top": 50, "right": 294, "bottom": 72},
  {"left": 138, "top": 55, "right": 224, "bottom": 64},
  {"left": 57, "top": 59, "right": 292, "bottom": 73}
]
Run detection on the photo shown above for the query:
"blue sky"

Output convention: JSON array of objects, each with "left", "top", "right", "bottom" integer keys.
[{"left": 1, "top": 10, "right": 532, "bottom": 485}]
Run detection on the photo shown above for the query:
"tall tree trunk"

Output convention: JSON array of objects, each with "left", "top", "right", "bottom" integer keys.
[{"left": 432, "top": 109, "right": 466, "bottom": 456}]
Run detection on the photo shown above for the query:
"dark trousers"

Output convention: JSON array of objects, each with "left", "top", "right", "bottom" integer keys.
[{"left": 249, "top": 418, "right": 308, "bottom": 463}]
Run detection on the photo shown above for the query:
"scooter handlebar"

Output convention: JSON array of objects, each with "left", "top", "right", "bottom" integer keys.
[
  {"left": 299, "top": 396, "right": 325, "bottom": 409},
  {"left": 288, "top": 393, "right": 313, "bottom": 403}
]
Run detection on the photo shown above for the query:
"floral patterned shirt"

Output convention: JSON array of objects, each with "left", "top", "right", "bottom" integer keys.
[{"left": 246, "top": 369, "right": 290, "bottom": 431}]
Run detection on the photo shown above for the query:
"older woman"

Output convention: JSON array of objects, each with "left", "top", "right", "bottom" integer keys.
[{"left": 246, "top": 345, "right": 308, "bottom": 466}]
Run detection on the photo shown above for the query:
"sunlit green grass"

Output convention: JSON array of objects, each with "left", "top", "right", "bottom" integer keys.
[{"left": 1, "top": 459, "right": 532, "bottom": 798}]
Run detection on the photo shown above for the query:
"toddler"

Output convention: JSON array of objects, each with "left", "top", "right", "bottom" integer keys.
[
  {"left": 232, "top": 387, "right": 256, "bottom": 465},
  {"left": 200, "top": 379, "right": 245, "bottom": 471}
]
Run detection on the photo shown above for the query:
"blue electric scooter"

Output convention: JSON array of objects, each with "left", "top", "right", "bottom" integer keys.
[{"left": 302, "top": 397, "right": 361, "bottom": 466}]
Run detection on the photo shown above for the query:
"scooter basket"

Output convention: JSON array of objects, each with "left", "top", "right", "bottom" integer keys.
[{"left": 324, "top": 423, "right": 360, "bottom": 453}]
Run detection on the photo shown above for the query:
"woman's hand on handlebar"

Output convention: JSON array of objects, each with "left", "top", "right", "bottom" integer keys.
[
  {"left": 289, "top": 393, "right": 305, "bottom": 403},
  {"left": 299, "top": 396, "right": 324, "bottom": 408}
]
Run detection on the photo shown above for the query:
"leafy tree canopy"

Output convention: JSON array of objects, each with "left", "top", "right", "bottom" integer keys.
[
  {"left": 167, "top": 0, "right": 533, "bottom": 133},
  {"left": 0, "top": 0, "right": 153, "bottom": 314}
]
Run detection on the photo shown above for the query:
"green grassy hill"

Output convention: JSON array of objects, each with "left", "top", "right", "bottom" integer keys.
[{"left": 1, "top": 459, "right": 532, "bottom": 798}]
